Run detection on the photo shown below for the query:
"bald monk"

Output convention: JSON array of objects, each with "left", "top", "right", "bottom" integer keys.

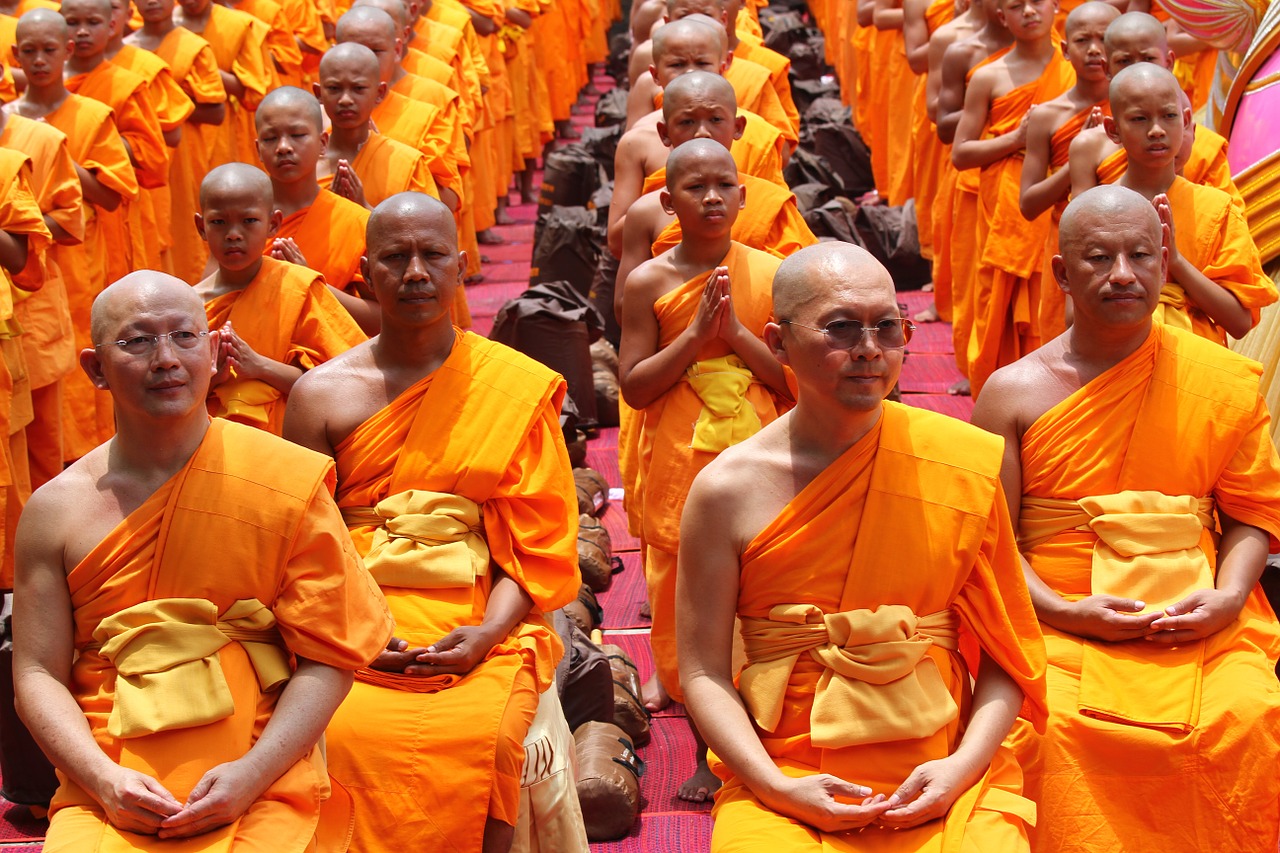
[
  {"left": 678, "top": 240, "right": 1048, "bottom": 849},
  {"left": 1068, "top": 12, "right": 1236, "bottom": 201},
  {"left": 952, "top": 0, "right": 1073, "bottom": 397},
  {"left": 13, "top": 271, "right": 393, "bottom": 851},
  {"left": 126, "top": 0, "right": 227, "bottom": 284},
  {"left": 283, "top": 193, "right": 581, "bottom": 853},
  {"left": 1019, "top": 1, "right": 1116, "bottom": 340},
  {"left": 1101, "top": 64, "right": 1272, "bottom": 343},
  {"left": 195, "top": 164, "right": 366, "bottom": 436},
  {"left": 974, "top": 185, "right": 1280, "bottom": 853},
  {"left": 619, "top": 138, "right": 793, "bottom": 800},
  {"left": 254, "top": 87, "right": 377, "bottom": 335},
  {"left": 314, "top": 44, "right": 438, "bottom": 208},
  {"left": 176, "top": 0, "right": 274, "bottom": 167},
  {"left": 10, "top": 8, "right": 137, "bottom": 456}
]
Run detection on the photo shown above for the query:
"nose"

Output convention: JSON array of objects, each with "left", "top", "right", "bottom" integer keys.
[
  {"left": 404, "top": 252, "right": 430, "bottom": 281},
  {"left": 1109, "top": 252, "right": 1137, "bottom": 285},
  {"left": 693, "top": 124, "right": 712, "bottom": 139},
  {"left": 149, "top": 334, "right": 182, "bottom": 369},
  {"left": 338, "top": 89, "right": 354, "bottom": 106}
]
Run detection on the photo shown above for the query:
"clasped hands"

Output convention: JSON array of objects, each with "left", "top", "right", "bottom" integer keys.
[
  {"left": 689, "top": 266, "right": 746, "bottom": 347},
  {"left": 1056, "top": 588, "right": 1245, "bottom": 644},
  {"left": 370, "top": 626, "right": 501, "bottom": 676},
  {"left": 94, "top": 755, "right": 268, "bottom": 839}
]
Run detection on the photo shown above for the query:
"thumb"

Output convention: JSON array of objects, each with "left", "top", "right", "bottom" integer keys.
[
  {"left": 184, "top": 771, "right": 216, "bottom": 805},
  {"left": 426, "top": 631, "right": 463, "bottom": 653},
  {"left": 142, "top": 776, "right": 182, "bottom": 807},
  {"left": 1117, "top": 598, "right": 1146, "bottom": 613},
  {"left": 823, "top": 775, "right": 873, "bottom": 800},
  {"left": 887, "top": 768, "right": 926, "bottom": 807}
]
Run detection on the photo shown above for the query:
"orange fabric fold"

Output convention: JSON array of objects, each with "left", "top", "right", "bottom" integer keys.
[
  {"left": 648, "top": 170, "right": 817, "bottom": 259},
  {"left": 270, "top": 190, "right": 370, "bottom": 291}
]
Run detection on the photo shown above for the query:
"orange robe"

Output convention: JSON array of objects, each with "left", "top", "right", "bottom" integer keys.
[
  {"left": 318, "top": 134, "right": 438, "bottom": 207},
  {"left": 389, "top": 72, "right": 464, "bottom": 195},
  {"left": 724, "top": 54, "right": 797, "bottom": 146},
  {"left": 1159, "top": 176, "right": 1275, "bottom": 343},
  {"left": 882, "top": 28, "right": 917, "bottom": 206},
  {"left": 44, "top": 94, "right": 139, "bottom": 458},
  {"left": 0, "top": 116, "right": 82, "bottom": 490},
  {"left": 270, "top": 190, "right": 370, "bottom": 292},
  {"left": 152, "top": 27, "right": 227, "bottom": 284},
  {"left": 326, "top": 331, "right": 580, "bottom": 851},
  {"left": 1039, "top": 105, "right": 1095, "bottom": 341},
  {"left": 910, "top": 0, "right": 955, "bottom": 259},
  {"left": 733, "top": 39, "right": 799, "bottom": 139},
  {"left": 1010, "top": 324, "right": 1280, "bottom": 853},
  {"left": 233, "top": 0, "right": 303, "bottom": 87},
  {"left": 638, "top": 241, "right": 786, "bottom": 701},
  {"left": 648, "top": 96, "right": 786, "bottom": 188},
  {"left": 644, "top": 170, "right": 817, "bottom": 260},
  {"left": 42, "top": 418, "right": 394, "bottom": 852},
  {"left": 204, "top": 257, "right": 366, "bottom": 435},
  {"left": 968, "top": 50, "right": 1074, "bottom": 398},
  {"left": 931, "top": 153, "right": 958, "bottom": 321},
  {"left": 371, "top": 90, "right": 456, "bottom": 193},
  {"left": 709, "top": 402, "right": 1048, "bottom": 851},
  {"left": 198, "top": 4, "right": 276, "bottom": 168},
  {"left": 861, "top": 26, "right": 898, "bottom": 194}
]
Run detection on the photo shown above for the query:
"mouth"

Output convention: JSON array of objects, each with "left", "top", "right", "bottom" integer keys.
[{"left": 149, "top": 379, "right": 186, "bottom": 392}]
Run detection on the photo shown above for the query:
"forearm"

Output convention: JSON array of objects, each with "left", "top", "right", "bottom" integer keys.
[
  {"left": 947, "top": 654, "right": 1022, "bottom": 778},
  {"left": 190, "top": 103, "right": 226, "bottom": 125},
  {"left": 478, "top": 571, "right": 535, "bottom": 641},
  {"left": 1214, "top": 517, "right": 1269, "bottom": 604},
  {"left": 163, "top": 127, "right": 182, "bottom": 147},
  {"left": 45, "top": 215, "right": 78, "bottom": 246},
  {"left": 327, "top": 287, "right": 381, "bottom": 337},
  {"left": 1020, "top": 553, "right": 1075, "bottom": 631},
  {"left": 621, "top": 327, "right": 703, "bottom": 410},
  {"left": 16, "top": 672, "right": 118, "bottom": 798},
  {"left": 220, "top": 71, "right": 246, "bottom": 100},
  {"left": 1168, "top": 256, "right": 1253, "bottom": 339},
  {"left": 684, "top": 670, "right": 789, "bottom": 803},
  {"left": 952, "top": 132, "right": 1021, "bottom": 171},
  {"left": 1020, "top": 166, "right": 1070, "bottom": 221},
  {"left": 240, "top": 659, "right": 353, "bottom": 789},
  {"left": 249, "top": 358, "right": 304, "bottom": 394},
  {"left": 0, "top": 232, "right": 28, "bottom": 275},
  {"left": 727, "top": 325, "right": 792, "bottom": 400},
  {"left": 872, "top": 7, "right": 903, "bottom": 29},
  {"left": 78, "top": 165, "right": 122, "bottom": 210}
]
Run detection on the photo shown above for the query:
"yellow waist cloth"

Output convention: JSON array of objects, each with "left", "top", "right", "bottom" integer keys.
[
  {"left": 1154, "top": 283, "right": 1196, "bottom": 333},
  {"left": 685, "top": 354, "right": 762, "bottom": 453},
  {"left": 1019, "top": 491, "right": 1215, "bottom": 732},
  {"left": 209, "top": 378, "right": 281, "bottom": 427},
  {"left": 342, "top": 490, "right": 489, "bottom": 590},
  {"left": 92, "top": 598, "right": 291, "bottom": 739},
  {"left": 739, "top": 604, "right": 959, "bottom": 748}
]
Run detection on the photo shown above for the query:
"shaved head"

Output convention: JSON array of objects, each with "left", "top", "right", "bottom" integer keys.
[
  {"left": 680, "top": 13, "right": 728, "bottom": 49},
  {"left": 631, "top": 0, "right": 666, "bottom": 41},
  {"left": 336, "top": 6, "right": 399, "bottom": 42},
  {"left": 1059, "top": 184, "right": 1160, "bottom": 260},
  {"left": 256, "top": 86, "right": 324, "bottom": 130},
  {"left": 1109, "top": 61, "right": 1180, "bottom": 111},
  {"left": 652, "top": 17, "right": 724, "bottom": 60},
  {"left": 16, "top": 7, "right": 67, "bottom": 39},
  {"left": 662, "top": 70, "right": 736, "bottom": 118},
  {"left": 665, "top": 137, "right": 735, "bottom": 184},
  {"left": 200, "top": 163, "right": 272, "bottom": 208},
  {"left": 320, "top": 41, "right": 381, "bottom": 78},
  {"left": 91, "top": 271, "right": 207, "bottom": 345},
  {"left": 367, "top": 191, "right": 456, "bottom": 250},
  {"left": 1104, "top": 11, "right": 1167, "bottom": 52},
  {"left": 353, "top": 0, "right": 408, "bottom": 30},
  {"left": 666, "top": 0, "right": 724, "bottom": 19},
  {"left": 60, "top": 0, "right": 112, "bottom": 15},
  {"left": 773, "top": 243, "right": 892, "bottom": 322},
  {"left": 1064, "top": 1, "right": 1117, "bottom": 35}
]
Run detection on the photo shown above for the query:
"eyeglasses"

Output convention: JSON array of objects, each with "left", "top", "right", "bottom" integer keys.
[
  {"left": 780, "top": 318, "right": 914, "bottom": 350},
  {"left": 93, "top": 330, "right": 209, "bottom": 356}
]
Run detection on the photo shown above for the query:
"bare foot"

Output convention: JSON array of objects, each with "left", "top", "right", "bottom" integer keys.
[
  {"left": 521, "top": 191, "right": 539, "bottom": 205},
  {"left": 639, "top": 601, "right": 651, "bottom": 620},
  {"left": 678, "top": 760, "right": 721, "bottom": 803},
  {"left": 476, "top": 229, "right": 504, "bottom": 245},
  {"left": 642, "top": 671, "right": 670, "bottom": 713},
  {"left": 948, "top": 378, "right": 971, "bottom": 396},
  {"left": 913, "top": 302, "right": 940, "bottom": 323},
  {"left": 494, "top": 208, "right": 515, "bottom": 225}
]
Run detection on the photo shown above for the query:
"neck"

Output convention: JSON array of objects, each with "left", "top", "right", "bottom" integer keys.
[
  {"left": 1117, "top": 160, "right": 1175, "bottom": 198},
  {"left": 179, "top": 5, "right": 211, "bottom": 26},
  {"left": 270, "top": 176, "right": 321, "bottom": 214},
  {"left": 20, "top": 81, "right": 69, "bottom": 112},
  {"left": 327, "top": 121, "right": 370, "bottom": 155},
  {"left": 109, "top": 411, "right": 211, "bottom": 484},
  {"left": 1013, "top": 33, "right": 1055, "bottom": 61},
  {"left": 1073, "top": 75, "right": 1108, "bottom": 105},
  {"left": 66, "top": 51, "right": 106, "bottom": 74},
  {"left": 143, "top": 17, "right": 177, "bottom": 37},
  {"left": 106, "top": 34, "right": 124, "bottom": 56},
  {"left": 788, "top": 396, "right": 884, "bottom": 465},
  {"left": 671, "top": 234, "right": 732, "bottom": 271},
  {"left": 1063, "top": 318, "right": 1151, "bottom": 376},
  {"left": 372, "top": 317, "right": 457, "bottom": 377},
  {"left": 214, "top": 257, "right": 262, "bottom": 290},
  {"left": 389, "top": 65, "right": 406, "bottom": 85},
  {"left": 979, "top": 24, "right": 1011, "bottom": 46}
]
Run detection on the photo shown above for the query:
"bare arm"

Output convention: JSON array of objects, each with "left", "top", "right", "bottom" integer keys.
[
  {"left": 189, "top": 102, "right": 226, "bottom": 126},
  {"left": 618, "top": 261, "right": 709, "bottom": 410},
  {"left": 1067, "top": 128, "right": 1105, "bottom": 198},
  {"left": 44, "top": 215, "right": 77, "bottom": 245},
  {"left": 857, "top": 0, "right": 875, "bottom": 28},
  {"left": 952, "top": 72, "right": 1030, "bottom": 170},
  {"left": 77, "top": 164, "right": 123, "bottom": 211},
  {"left": 613, "top": 198, "right": 662, "bottom": 322},
  {"left": 213, "top": 321, "right": 304, "bottom": 395},
  {"left": 902, "top": 0, "right": 931, "bottom": 73},
  {"left": 1156, "top": 193, "right": 1253, "bottom": 340},
  {"left": 220, "top": 70, "right": 247, "bottom": 101},
  {"left": 608, "top": 132, "right": 649, "bottom": 259},
  {"left": 326, "top": 286, "right": 381, "bottom": 336},
  {"left": 934, "top": 45, "right": 971, "bottom": 144},
  {"left": 1018, "top": 107, "right": 1068, "bottom": 220},
  {"left": 0, "top": 231, "right": 27, "bottom": 275},
  {"left": 873, "top": 0, "right": 904, "bottom": 30},
  {"left": 407, "top": 571, "right": 534, "bottom": 674}
]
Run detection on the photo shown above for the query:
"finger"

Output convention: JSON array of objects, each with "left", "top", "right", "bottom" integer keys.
[
  {"left": 822, "top": 776, "right": 874, "bottom": 800},
  {"left": 425, "top": 632, "right": 464, "bottom": 653},
  {"left": 885, "top": 770, "right": 926, "bottom": 808},
  {"left": 184, "top": 773, "right": 215, "bottom": 805},
  {"left": 403, "top": 663, "right": 465, "bottom": 676},
  {"left": 388, "top": 637, "right": 409, "bottom": 652},
  {"left": 1145, "top": 628, "right": 1203, "bottom": 644}
]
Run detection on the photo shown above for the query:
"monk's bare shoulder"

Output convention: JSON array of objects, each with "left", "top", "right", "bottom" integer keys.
[
  {"left": 626, "top": 248, "right": 682, "bottom": 307},
  {"left": 690, "top": 416, "right": 797, "bottom": 552},
  {"left": 19, "top": 446, "right": 113, "bottom": 572},
  {"left": 973, "top": 337, "right": 1072, "bottom": 440},
  {"left": 285, "top": 339, "right": 382, "bottom": 436}
]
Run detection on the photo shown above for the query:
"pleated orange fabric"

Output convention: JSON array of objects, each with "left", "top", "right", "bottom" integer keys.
[
  {"left": 269, "top": 189, "right": 370, "bottom": 292},
  {"left": 1038, "top": 105, "right": 1094, "bottom": 342},
  {"left": 647, "top": 171, "right": 817, "bottom": 259}
]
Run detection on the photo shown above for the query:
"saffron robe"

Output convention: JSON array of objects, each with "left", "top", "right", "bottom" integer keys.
[
  {"left": 732, "top": 38, "right": 799, "bottom": 139},
  {"left": 881, "top": 28, "right": 917, "bottom": 206},
  {"left": 42, "top": 418, "right": 394, "bottom": 853},
  {"left": 269, "top": 190, "right": 370, "bottom": 292},
  {"left": 910, "top": 0, "right": 955, "bottom": 259},
  {"left": 371, "top": 90, "right": 456, "bottom": 193},
  {"left": 724, "top": 54, "right": 797, "bottom": 145},
  {"left": 233, "top": 0, "right": 304, "bottom": 87},
  {"left": 968, "top": 50, "right": 1075, "bottom": 398},
  {"left": 197, "top": 4, "right": 275, "bottom": 168},
  {"left": 326, "top": 331, "right": 580, "bottom": 851},
  {"left": 388, "top": 73, "right": 464, "bottom": 194},
  {"left": 649, "top": 96, "right": 786, "bottom": 188},
  {"left": 1010, "top": 324, "right": 1280, "bottom": 853},
  {"left": 318, "top": 133, "right": 439, "bottom": 207},
  {"left": 1038, "top": 104, "right": 1096, "bottom": 341},
  {"left": 44, "top": 94, "right": 138, "bottom": 458},
  {"left": 638, "top": 242, "right": 785, "bottom": 701},
  {"left": 709, "top": 403, "right": 1049, "bottom": 852},
  {"left": 204, "top": 257, "right": 366, "bottom": 435}
]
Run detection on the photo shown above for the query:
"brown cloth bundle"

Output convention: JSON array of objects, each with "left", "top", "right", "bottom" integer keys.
[
  {"left": 574, "top": 721, "right": 644, "bottom": 841},
  {"left": 578, "top": 513, "right": 614, "bottom": 592},
  {"left": 563, "top": 583, "right": 604, "bottom": 634},
  {"left": 591, "top": 340, "right": 620, "bottom": 427},
  {"left": 594, "top": 636, "right": 651, "bottom": 747},
  {"left": 557, "top": 619, "right": 615, "bottom": 732},
  {"left": 574, "top": 467, "right": 609, "bottom": 517}
]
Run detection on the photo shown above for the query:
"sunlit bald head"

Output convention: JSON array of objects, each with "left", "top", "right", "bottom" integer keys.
[
  {"left": 662, "top": 70, "right": 736, "bottom": 118},
  {"left": 773, "top": 242, "right": 894, "bottom": 322},
  {"left": 256, "top": 86, "right": 325, "bottom": 131},
  {"left": 91, "top": 271, "right": 208, "bottom": 346},
  {"left": 353, "top": 0, "right": 409, "bottom": 33},
  {"left": 652, "top": 17, "right": 725, "bottom": 61},
  {"left": 1064, "top": 1, "right": 1117, "bottom": 35},
  {"left": 200, "top": 162, "right": 273, "bottom": 209},
  {"left": 367, "top": 191, "right": 457, "bottom": 251},
  {"left": 666, "top": 0, "right": 724, "bottom": 21},
  {"left": 665, "top": 137, "right": 735, "bottom": 182},
  {"left": 1108, "top": 61, "right": 1181, "bottom": 113},
  {"left": 337, "top": 6, "right": 399, "bottom": 46},
  {"left": 16, "top": 7, "right": 67, "bottom": 41},
  {"left": 1059, "top": 184, "right": 1160, "bottom": 260},
  {"left": 320, "top": 41, "right": 381, "bottom": 79}
]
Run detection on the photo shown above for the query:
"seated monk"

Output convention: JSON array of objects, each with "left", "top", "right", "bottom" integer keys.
[
  {"left": 1101, "top": 64, "right": 1272, "bottom": 343},
  {"left": 973, "top": 184, "right": 1280, "bottom": 852},
  {"left": 254, "top": 86, "right": 379, "bottom": 335},
  {"left": 619, "top": 137, "right": 794, "bottom": 800},
  {"left": 678, "top": 241, "right": 1048, "bottom": 849},
  {"left": 282, "top": 193, "right": 581, "bottom": 853},
  {"left": 12, "top": 271, "right": 393, "bottom": 851},
  {"left": 1068, "top": 11, "right": 1237, "bottom": 201},
  {"left": 313, "top": 43, "right": 439, "bottom": 208},
  {"left": 194, "top": 163, "right": 366, "bottom": 436}
]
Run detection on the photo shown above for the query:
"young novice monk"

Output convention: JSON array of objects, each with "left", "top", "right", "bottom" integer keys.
[
  {"left": 1018, "top": 0, "right": 1116, "bottom": 339},
  {"left": 619, "top": 137, "right": 794, "bottom": 802},
  {"left": 195, "top": 163, "right": 366, "bottom": 435},
  {"left": 1104, "top": 63, "right": 1273, "bottom": 343},
  {"left": 951, "top": 0, "right": 1073, "bottom": 398}
]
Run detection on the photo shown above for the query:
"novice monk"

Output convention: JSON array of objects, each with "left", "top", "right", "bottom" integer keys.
[
  {"left": 974, "top": 185, "right": 1280, "bottom": 853},
  {"left": 620, "top": 137, "right": 793, "bottom": 801},
  {"left": 1103, "top": 64, "right": 1271, "bottom": 343},
  {"left": 254, "top": 87, "right": 376, "bottom": 334},
  {"left": 314, "top": 43, "right": 438, "bottom": 208},
  {"left": 13, "top": 272, "right": 393, "bottom": 852},
  {"left": 10, "top": 8, "right": 137, "bottom": 457},
  {"left": 283, "top": 192, "right": 581, "bottom": 853},
  {"left": 126, "top": 0, "right": 226, "bottom": 284},
  {"left": 678, "top": 241, "right": 1048, "bottom": 849},
  {"left": 952, "top": 0, "right": 1074, "bottom": 398},
  {"left": 195, "top": 164, "right": 366, "bottom": 435},
  {"left": 1018, "top": 1, "right": 1116, "bottom": 339}
]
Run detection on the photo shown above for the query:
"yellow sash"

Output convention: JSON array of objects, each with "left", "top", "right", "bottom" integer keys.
[
  {"left": 685, "top": 354, "right": 762, "bottom": 453},
  {"left": 342, "top": 490, "right": 489, "bottom": 589},
  {"left": 209, "top": 378, "right": 281, "bottom": 428}
]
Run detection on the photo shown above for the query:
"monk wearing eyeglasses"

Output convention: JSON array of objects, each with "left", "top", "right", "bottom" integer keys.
[
  {"left": 618, "top": 137, "right": 794, "bottom": 802},
  {"left": 678, "top": 240, "right": 1048, "bottom": 850}
]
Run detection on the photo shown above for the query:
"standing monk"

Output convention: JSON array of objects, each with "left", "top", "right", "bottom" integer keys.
[
  {"left": 284, "top": 192, "right": 581, "bottom": 853},
  {"left": 13, "top": 271, "right": 394, "bottom": 852},
  {"left": 678, "top": 241, "right": 1047, "bottom": 850}
]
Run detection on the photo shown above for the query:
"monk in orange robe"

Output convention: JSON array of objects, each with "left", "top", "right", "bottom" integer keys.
[
  {"left": 13, "top": 271, "right": 393, "bottom": 853},
  {"left": 974, "top": 185, "right": 1280, "bottom": 853},
  {"left": 1102, "top": 65, "right": 1272, "bottom": 343},
  {"left": 126, "top": 0, "right": 227, "bottom": 285},
  {"left": 952, "top": 0, "right": 1074, "bottom": 398},
  {"left": 195, "top": 164, "right": 366, "bottom": 436},
  {"left": 722, "top": 0, "right": 797, "bottom": 136},
  {"left": 176, "top": 0, "right": 275, "bottom": 168},
  {"left": 11, "top": 11, "right": 135, "bottom": 459},
  {"left": 902, "top": 0, "right": 954, "bottom": 270},
  {"left": 0, "top": 110, "right": 82, "bottom": 490},
  {"left": 283, "top": 193, "right": 580, "bottom": 853},
  {"left": 228, "top": 0, "right": 304, "bottom": 87},
  {"left": 869, "top": 0, "right": 917, "bottom": 206},
  {"left": 619, "top": 138, "right": 794, "bottom": 801},
  {"left": 1019, "top": 1, "right": 1116, "bottom": 341},
  {"left": 255, "top": 87, "right": 375, "bottom": 333},
  {"left": 678, "top": 241, "right": 1048, "bottom": 850}
]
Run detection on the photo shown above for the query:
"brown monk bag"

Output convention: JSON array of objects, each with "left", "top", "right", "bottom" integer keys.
[
  {"left": 574, "top": 721, "right": 645, "bottom": 841},
  {"left": 578, "top": 513, "right": 615, "bottom": 592},
  {"left": 594, "top": 637, "right": 651, "bottom": 747},
  {"left": 573, "top": 467, "right": 609, "bottom": 517},
  {"left": 563, "top": 582, "right": 604, "bottom": 634},
  {"left": 591, "top": 340, "right": 620, "bottom": 428},
  {"left": 557, "top": 617, "right": 615, "bottom": 732}
]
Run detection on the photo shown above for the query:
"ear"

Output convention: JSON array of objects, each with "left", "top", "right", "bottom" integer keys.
[
  {"left": 194, "top": 212, "right": 206, "bottom": 241},
  {"left": 737, "top": 182, "right": 745, "bottom": 209},
  {"left": 764, "top": 321, "right": 788, "bottom": 364},
  {"left": 394, "top": 35, "right": 403, "bottom": 57},
  {"left": 1159, "top": 243, "right": 1168, "bottom": 284},
  {"left": 1060, "top": 37, "right": 1067, "bottom": 56},
  {"left": 1103, "top": 114, "right": 1119, "bottom": 145},
  {"left": 648, "top": 62, "right": 659, "bottom": 83},
  {"left": 733, "top": 113, "right": 745, "bottom": 140},
  {"left": 1051, "top": 254, "right": 1070, "bottom": 293},
  {"left": 268, "top": 208, "right": 283, "bottom": 237},
  {"left": 657, "top": 119, "right": 670, "bottom": 146},
  {"left": 1181, "top": 105, "right": 1192, "bottom": 132},
  {"left": 456, "top": 249, "right": 468, "bottom": 279},
  {"left": 360, "top": 253, "right": 371, "bottom": 284},
  {"left": 660, "top": 189, "right": 674, "bottom": 215},
  {"left": 720, "top": 52, "right": 731, "bottom": 73},
  {"left": 319, "top": 129, "right": 329, "bottom": 154},
  {"left": 206, "top": 328, "right": 221, "bottom": 373},
  {"left": 312, "top": 81, "right": 322, "bottom": 100},
  {"left": 1165, "top": 49, "right": 1175, "bottom": 68},
  {"left": 375, "top": 80, "right": 387, "bottom": 104},
  {"left": 80, "top": 347, "right": 109, "bottom": 390}
]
